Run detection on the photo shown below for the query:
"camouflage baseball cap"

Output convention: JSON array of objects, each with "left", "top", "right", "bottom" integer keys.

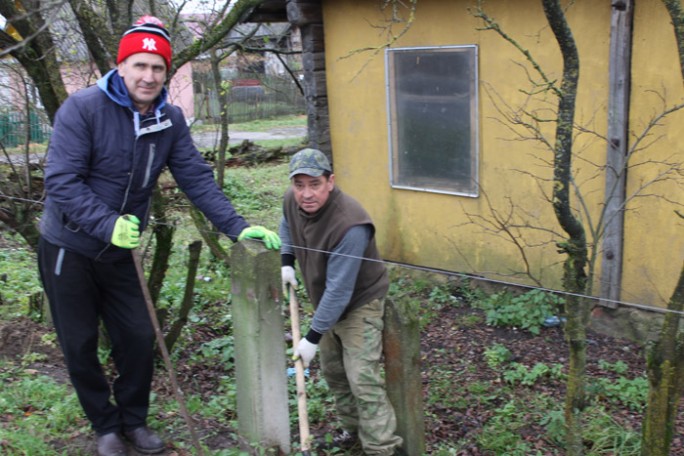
[{"left": 288, "top": 148, "right": 332, "bottom": 179}]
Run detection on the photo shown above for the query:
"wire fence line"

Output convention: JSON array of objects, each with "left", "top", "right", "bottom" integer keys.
[
  {"left": 0, "top": 79, "right": 306, "bottom": 151},
  {"left": 192, "top": 75, "right": 305, "bottom": 124},
  {"left": 1, "top": 192, "right": 680, "bottom": 318},
  {"left": 0, "top": 110, "right": 52, "bottom": 148}
]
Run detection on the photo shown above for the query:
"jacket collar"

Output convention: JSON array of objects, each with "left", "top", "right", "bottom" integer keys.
[{"left": 96, "top": 69, "right": 171, "bottom": 137}]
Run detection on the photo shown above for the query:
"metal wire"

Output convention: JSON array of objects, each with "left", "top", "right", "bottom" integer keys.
[{"left": 2, "top": 192, "right": 682, "bottom": 317}]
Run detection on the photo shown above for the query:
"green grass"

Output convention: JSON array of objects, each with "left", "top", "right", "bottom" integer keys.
[
  {"left": 230, "top": 115, "right": 306, "bottom": 132},
  {"left": 223, "top": 162, "right": 291, "bottom": 229},
  {"left": 0, "top": 359, "right": 87, "bottom": 455},
  {"left": 477, "top": 396, "right": 562, "bottom": 455},
  {"left": 0, "top": 113, "right": 660, "bottom": 454},
  {"left": 191, "top": 114, "right": 306, "bottom": 134},
  {"left": 250, "top": 137, "right": 307, "bottom": 149},
  {"left": 0, "top": 239, "right": 43, "bottom": 319}
]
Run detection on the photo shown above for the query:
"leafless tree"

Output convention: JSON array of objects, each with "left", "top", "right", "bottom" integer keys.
[
  {"left": 641, "top": 2, "right": 684, "bottom": 455},
  {"left": 472, "top": 1, "right": 683, "bottom": 454}
]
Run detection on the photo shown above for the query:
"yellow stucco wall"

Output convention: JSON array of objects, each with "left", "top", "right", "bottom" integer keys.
[{"left": 321, "top": 0, "right": 683, "bottom": 308}]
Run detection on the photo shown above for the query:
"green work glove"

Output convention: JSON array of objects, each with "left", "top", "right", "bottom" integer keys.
[
  {"left": 111, "top": 215, "right": 141, "bottom": 249},
  {"left": 238, "top": 226, "right": 282, "bottom": 250}
]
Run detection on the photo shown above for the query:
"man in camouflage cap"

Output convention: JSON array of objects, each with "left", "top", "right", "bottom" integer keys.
[{"left": 280, "top": 148, "right": 404, "bottom": 455}]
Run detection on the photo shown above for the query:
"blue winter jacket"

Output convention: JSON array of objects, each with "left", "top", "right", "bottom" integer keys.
[{"left": 40, "top": 69, "right": 249, "bottom": 262}]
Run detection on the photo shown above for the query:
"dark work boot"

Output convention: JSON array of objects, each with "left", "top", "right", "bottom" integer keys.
[
  {"left": 393, "top": 446, "right": 408, "bottom": 456},
  {"left": 124, "top": 426, "right": 165, "bottom": 454},
  {"left": 317, "top": 429, "right": 360, "bottom": 451},
  {"left": 96, "top": 432, "right": 127, "bottom": 456}
]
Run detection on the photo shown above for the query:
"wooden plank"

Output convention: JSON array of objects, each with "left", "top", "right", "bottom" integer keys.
[
  {"left": 284, "top": 2, "right": 331, "bottom": 157},
  {"left": 301, "top": 24, "right": 325, "bottom": 53},
  {"left": 247, "top": 12, "right": 289, "bottom": 22},
  {"left": 302, "top": 51, "right": 326, "bottom": 71},
  {"left": 600, "top": 0, "right": 634, "bottom": 308},
  {"left": 287, "top": 0, "right": 323, "bottom": 25},
  {"left": 241, "top": 0, "right": 287, "bottom": 23}
]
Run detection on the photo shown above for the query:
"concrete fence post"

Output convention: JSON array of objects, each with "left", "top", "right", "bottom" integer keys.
[
  {"left": 383, "top": 297, "right": 425, "bottom": 455},
  {"left": 231, "top": 241, "right": 290, "bottom": 454}
]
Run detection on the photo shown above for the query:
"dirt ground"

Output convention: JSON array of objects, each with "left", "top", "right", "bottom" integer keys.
[{"left": 1, "top": 300, "right": 683, "bottom": 455}]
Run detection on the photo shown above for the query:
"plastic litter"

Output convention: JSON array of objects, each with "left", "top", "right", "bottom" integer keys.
[
  {"left": 287, "top": 367, "right": 310, "bottom": 378},
  {"left": 542, "top": 316, "right": 567, "bottom": 327}
]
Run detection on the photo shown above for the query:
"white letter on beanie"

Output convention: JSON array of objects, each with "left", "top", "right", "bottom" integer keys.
[{"left": 142, "top": 37, "right": 158, "bottom": 51}]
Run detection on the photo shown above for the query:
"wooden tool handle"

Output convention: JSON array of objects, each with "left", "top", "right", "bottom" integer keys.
[{"left": 289, "top": 288, "right": 311, "bottom": 453}]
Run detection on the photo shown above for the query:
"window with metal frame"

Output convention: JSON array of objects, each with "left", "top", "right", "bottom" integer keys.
[{"left": 386, "top": 45, "right": 479, "bottom": 196}]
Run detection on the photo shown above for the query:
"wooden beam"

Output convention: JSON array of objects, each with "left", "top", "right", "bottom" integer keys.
[
  {"left": 246, "top": 11, "right": 288, "bottom": 22},
  {"left": 600, "top": 0, "right": 634, "bottom": 308},
  {"left": 287, "top": 0, "right": 323, "bottom": 26},
  {"left": 241, "top": 0, "right": 287, "bottom": 23}
]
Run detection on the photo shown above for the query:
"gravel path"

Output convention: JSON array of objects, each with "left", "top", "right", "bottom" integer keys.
[
  {"left": 192, "top": 126, "right": 307, "bottom": 149},
  {"left": 0, "top": 126, "right": 307, "bottom": 164}
]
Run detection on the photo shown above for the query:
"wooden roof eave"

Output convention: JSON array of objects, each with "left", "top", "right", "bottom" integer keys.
[{"left": 240, "top": 0, "right": 288, "bottom": 23}]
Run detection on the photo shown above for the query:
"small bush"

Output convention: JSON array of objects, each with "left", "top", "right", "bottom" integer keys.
[
  {"left": 503, "top": 362, "right": 565, "bottom": 386},
  {"left": 473, "top": 289, "right": 564, "bottom": 335},
  {"left": 483, "top": 343, "right": 512, "bottom": 370}
]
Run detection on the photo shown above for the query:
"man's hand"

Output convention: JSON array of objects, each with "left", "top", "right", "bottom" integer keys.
[
  {"left": 238, "top": 226, "right": 282, "bottom": 250},
  {"left": 281, "top": 266, "right": 298, "bottom": 296},
  {"left": 293, "top": 338, "right": 318, "bottom": 368},
  {"left": 111, "top": 215, "right": 141, "bottom": 249}
]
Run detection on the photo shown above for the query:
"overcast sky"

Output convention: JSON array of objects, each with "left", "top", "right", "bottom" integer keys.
[{"left": 175, "top": 0, "right": 237, "bottom": 14}]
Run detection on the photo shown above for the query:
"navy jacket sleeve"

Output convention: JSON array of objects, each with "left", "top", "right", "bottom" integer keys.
[{"left": 44, "top": 95, "right": 121, "bottom": 243}]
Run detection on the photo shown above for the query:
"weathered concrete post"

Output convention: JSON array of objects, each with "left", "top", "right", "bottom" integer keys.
[
  {"left": 231, "top": 240, "right": 290, "bottom": 454},
  {"left": 383, "top": 297, "right": 425, "bottom": 455}
]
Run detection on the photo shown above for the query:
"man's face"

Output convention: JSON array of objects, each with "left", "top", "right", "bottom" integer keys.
[
  {"left": 117, "top": 53, "right": 166, "bottom": 113},
  {"left": 292, "top": 173, "right": 335, "bottom": 214}
]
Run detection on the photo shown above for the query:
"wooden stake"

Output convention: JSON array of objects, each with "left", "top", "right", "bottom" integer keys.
[
  {"left": 132, "top": 250, "right": 205, "bottom": 456},
  {"left": 289, "top": 288, "right": 312, "bottom": 455}
]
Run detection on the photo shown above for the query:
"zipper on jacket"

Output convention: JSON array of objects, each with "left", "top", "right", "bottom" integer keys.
[
  {"left": 94, "top": 134, "right": 139, "bottom": 262},
  {"left": 119, "top": 136, "right": 139, "bottom": 213},
  {"left": 143, "top": 143, "right": 155, "bottom": 188}
]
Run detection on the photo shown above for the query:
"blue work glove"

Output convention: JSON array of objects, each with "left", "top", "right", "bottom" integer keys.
[
  {"left": 293, "top": 338, "right": 318, "bottom": 368},
  {"left": 111, "top": 215, "right": 141, "bottom": 249},
  {"left": 238, "top": 226, "right": 282, "bottom": 250}
]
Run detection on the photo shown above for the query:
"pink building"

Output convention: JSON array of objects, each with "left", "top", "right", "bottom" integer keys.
[{"left": 57, "top": 62, "right": 195, "bottom": 120}]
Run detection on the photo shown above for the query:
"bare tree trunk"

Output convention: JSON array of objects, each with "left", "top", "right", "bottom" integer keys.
[
  {"left": 642, "top": 262, "right": 684, "bottom": 455},
  {"left": 542, "top": 1, "right": 589, "bottom": 454},
  {"left": 0, "top": 70, "right": 44, "bottom": 250},
  {"left": 148, "top": 187, "right": 176, "bottom": 305},
  {"left": 662, "top": 0, "right": 684, "bottom": 83},
  {"left": 68, "top": 0, "right": 122, "bottom": 75},
  {"left": 0, "top": 0, "right": 68, "bottom": 122},
  {"left": 164, "top": 240, "right": 203, "bottom": 352},
  {"left": 640, "top": 4, "right": 684, "bottom": 454},
  {"left": 189, "top": 204, "right": 230, "bottom": 266},
  {"left": 210, "top": 49, "right": 230, "bottom": 185}
]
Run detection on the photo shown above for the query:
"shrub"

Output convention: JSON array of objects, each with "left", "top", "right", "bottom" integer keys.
[{"left": 473, "top": 289, "right": 564, "bottom": 335}]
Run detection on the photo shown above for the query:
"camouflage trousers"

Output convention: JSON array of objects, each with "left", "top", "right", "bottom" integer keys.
[{"left": 319, "top": 298, "right": 403, "bottom": 456}]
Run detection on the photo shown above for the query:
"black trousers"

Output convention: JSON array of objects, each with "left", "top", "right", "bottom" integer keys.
[{"left": 38, "top": 237, "right": 156, "bottom": 435}]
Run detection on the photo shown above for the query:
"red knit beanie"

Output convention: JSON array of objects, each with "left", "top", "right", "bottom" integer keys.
[{"left": 117, "top": 15, "right": 172, "bottom": 69}]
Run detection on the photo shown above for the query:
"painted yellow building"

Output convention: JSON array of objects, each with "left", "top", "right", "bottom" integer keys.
[
  {"left": 251, "top": 0, "right": 683, "bottom": 312},
  {"left": 313, "top": 0, "right": 682, "bottom": 312}
]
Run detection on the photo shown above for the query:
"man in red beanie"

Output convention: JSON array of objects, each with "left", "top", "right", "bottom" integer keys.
[{"left": 37, "top": 16, "right": 281, "bottom": 456}]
